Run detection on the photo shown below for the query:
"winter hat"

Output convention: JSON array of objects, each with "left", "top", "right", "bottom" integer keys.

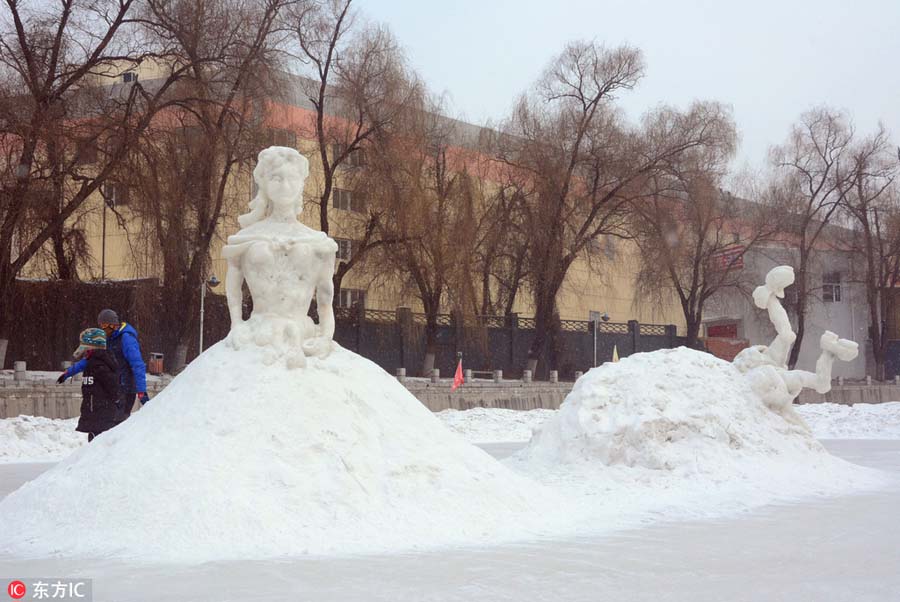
[
  {"left": 97, "top": 308, "right": 119, "bottom": 325},
  {"left": 74, "top": 327, "right": 107, "bottom": 358}
]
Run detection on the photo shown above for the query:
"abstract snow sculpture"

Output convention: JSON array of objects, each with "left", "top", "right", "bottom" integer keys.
[
  {"left": 733, "top": 265, "right": 858, "bottom": 424},
  {"left": 222, "top": 146, "right": 338, "bottom": 368}
]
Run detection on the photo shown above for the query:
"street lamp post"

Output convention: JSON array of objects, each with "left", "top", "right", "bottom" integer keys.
[
  {"left": 100, "top": 189, "right": 115, "bottom": 281},
  {"left": 592, "top": 312, "right": 610, "bottom": 367},
  {"left": 199, "top": 273, "right": 220, "bottom": 354}
]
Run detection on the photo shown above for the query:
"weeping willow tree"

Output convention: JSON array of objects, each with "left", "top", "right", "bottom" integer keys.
[
  {"left": 364, "top": 96, "right": 482, "bottom": 375},
  {"left": 116, "top": 0, "right": 289, "bottom": 370}
]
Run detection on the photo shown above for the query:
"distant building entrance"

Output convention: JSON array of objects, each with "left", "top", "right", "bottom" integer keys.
[
  {"left": 707, "top": 323, "right": 738, "bottom": 338},
  {"left": 703, "top": 320, "right": 747, "bottom": 362}
]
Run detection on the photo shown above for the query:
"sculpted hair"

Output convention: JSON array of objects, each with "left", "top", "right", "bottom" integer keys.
[{"left": 238, "top": 146, "right": 310, "bottom": 228}]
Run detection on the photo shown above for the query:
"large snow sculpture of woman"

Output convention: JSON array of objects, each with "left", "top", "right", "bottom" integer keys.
[
  {"left": 733, "top": 265, "right": 858, "bottom": 424},
  {"left": 222, "top": 146, "right": 338, "bottom": 368}
]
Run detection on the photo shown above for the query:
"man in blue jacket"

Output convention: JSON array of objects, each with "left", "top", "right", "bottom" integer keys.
[{"left": 59, "top": 309, "right": 149, "bottom": 423}]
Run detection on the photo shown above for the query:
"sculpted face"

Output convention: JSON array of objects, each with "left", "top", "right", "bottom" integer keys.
[{"left": 262, "top": 162, "right": 304, "bottom": 212}]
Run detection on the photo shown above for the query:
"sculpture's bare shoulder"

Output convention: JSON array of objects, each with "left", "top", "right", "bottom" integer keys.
[{"left": 224, "top": 221, "right": 338, "bottom": 258}]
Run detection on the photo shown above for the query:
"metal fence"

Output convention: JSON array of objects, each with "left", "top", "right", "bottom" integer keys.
[
  {"left": 331, "top": 307, "right": 678, "bottom": 381},
  {"left": 7, "top": 279, "right": 680, "bottom": 381}
]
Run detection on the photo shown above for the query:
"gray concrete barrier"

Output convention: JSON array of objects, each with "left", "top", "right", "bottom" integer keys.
[{"left": 2, "top": 374, "right": 898, "bottom": 420}]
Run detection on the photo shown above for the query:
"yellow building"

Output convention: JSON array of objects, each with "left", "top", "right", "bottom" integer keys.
[{"left": 23, "top": 68, "right": 686, "bottom": 332}]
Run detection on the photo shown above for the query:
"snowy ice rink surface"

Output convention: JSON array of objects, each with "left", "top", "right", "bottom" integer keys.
[{"left": 0, "top": 440, "right": 898, "bottom": 602}]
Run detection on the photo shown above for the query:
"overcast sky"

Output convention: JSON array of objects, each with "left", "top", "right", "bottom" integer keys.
[{"left": 357, "top": 0, "right": 900, "bottom": 170}]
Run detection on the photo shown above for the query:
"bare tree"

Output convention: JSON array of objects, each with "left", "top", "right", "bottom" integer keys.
[
  {"left": 474, "top": 180, "right": 531, "bottom": 316},
  {"left": 0, "top": 0, "right": 206, "bottom": 365},
  {"left": 119, "top": 0, "right": 290, "bottom": 370},
  {"left": 631, "top": 183, "right": 777, "bottom": 347},
  {"left": 291, "top": 0, "right": 419, "bottom": 299},
  {"left": 16, "top": 132, "right": 93, "bottom": 280},
  {"left": 768, "top": 108, "right": 854, "bottom": 367},
  {"left": 839, "top": 125, "right": 898, "bottom": 379},
  {"left": 497, "top": 40, "right": 732, "bottom": 374},
  {"left": 366, "top": 97, "right": 480, "bottom": 375},
  {"left": 628, "top": 111, "right": 781, "bottom": 347}
]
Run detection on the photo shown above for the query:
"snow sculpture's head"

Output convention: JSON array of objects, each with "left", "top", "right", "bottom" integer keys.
[
  {"left": 752, "top": 265, "right": 794, "bottom": 309},
  {"left": 238, "top": 146, "right": 310, "bottom": 228}
]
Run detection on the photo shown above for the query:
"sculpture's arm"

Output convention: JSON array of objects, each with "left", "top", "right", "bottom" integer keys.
[
  {"left": 315, "top": 253, "right": 336, "bottom": 341},
  {"left": 767, "top": 298, "right": 794, "bottom": 339},
  {"left": 761, "top": 297, "right": 795, "bottom": 368},
  {"left": 225, "top": 256, "right": 245, "bottom": 328}
]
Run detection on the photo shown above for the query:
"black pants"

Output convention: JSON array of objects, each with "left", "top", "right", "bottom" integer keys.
[
  {"left": 116, "top": 393, "right": 137, "bottom": 424},
  {"left": 88, "top": 433, "right": 96, "bottom": 442}
]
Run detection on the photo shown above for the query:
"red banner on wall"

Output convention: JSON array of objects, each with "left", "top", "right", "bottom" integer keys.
[{"left": 711, "top": 245, "right": 744, "bottom": 271}]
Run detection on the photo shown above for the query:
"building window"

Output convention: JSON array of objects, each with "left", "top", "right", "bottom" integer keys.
[
  {"left": 336, "top": 238, "right": 353, "bottom": 261},
  {"left": 602, "top": 235, "right": 616, "bottom": 259},
  {"left": 101, "top": 182, "right": 130, "bottom": 207},
  {"left": 74, "top": 139, "right": 97, "bottom": 165},
  {"left": 823, "top": 272, "right": 841, "bottom": 303},
  {"left": 337, "top": 288, "right": 365, "bottom": 309},
  {"left": 268, "top": 128, "right": 297, "bottom": 148},
  {"left": 332, "top": 188, "right": 365, "bottom": 213},
  {"left": 331, "top": 143, "right": 366, "bottom": 167},
  {"left": 177, "top": 125, "right": 204, "bottom": 147},
  {"left": 122, "top": 72, "right": 138, "bottom": 83}
]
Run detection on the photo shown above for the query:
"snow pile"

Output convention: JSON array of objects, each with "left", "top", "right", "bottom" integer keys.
[
  {"left": 437, "top": 408, "right": 556, "bottom": 443},
  {"left": 0, "top": 343, "right": 563, "bottom": 561},
  {"left": 522, "top": 347, "right": 830, "bottom": 472},
  {"left": 512, "top": 348, "right": 886, "bottom": 520},
  {"left": 0, "top": 416, "right": 81, "bottom": 463},
  {"left": 797, "top": 402, "right": 900, "bottom": 439}
]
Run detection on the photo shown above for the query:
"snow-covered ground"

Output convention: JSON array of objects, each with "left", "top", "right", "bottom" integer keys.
[
  {"left": 437, "top": 407, "right": 557, "bottom": 443},
  {"left": 1, "top": 439, "right": 898, "bottom": 602},
  {"left": 0, "top": 415, "right": 81, "bottom": 463},
  {"left": 1, "top": 408, "right": 898, "bottom": 599},
  {"left": 799, "top": 401, "right": 900, "bottom": 439}
]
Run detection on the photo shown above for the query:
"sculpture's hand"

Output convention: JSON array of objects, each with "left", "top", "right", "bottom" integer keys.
[
  {"left": 302, "top": 336, "right": 334, "bottom": 359},
  {"left": 820, "top": 331, "right": 859, "bottom": 362}
]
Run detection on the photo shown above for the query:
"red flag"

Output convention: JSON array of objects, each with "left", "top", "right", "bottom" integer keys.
[{"left": 451, "top": 359, "right": 464, "bottom": 391}]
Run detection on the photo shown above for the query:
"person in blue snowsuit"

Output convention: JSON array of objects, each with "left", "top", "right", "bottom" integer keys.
[{"left": 59, "top": 309, "right": 149, "bottom": 423}]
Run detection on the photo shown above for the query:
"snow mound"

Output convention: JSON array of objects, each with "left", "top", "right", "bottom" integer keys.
[
  {"left": 0, "top": 416, "right": 81, "bottom": 463},
  {"left": 797, "top": 402, "right": 900, "bottom": 439},
  {"left": 519, "top": 348, "right": 883, "bottom": 484},
  {"left": 0, "top": 343, "right": 561, "bottom": 561},
  {"left": 504, "top": 348, "right": 887, "bottom": 529}
]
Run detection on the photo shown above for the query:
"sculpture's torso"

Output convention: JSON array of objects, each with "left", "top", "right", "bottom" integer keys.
[
  {"left": 241, "top": 237, "right": 331, "bottom": 320},
  {"left": 222, "top": 221, "right": 338, "bottom": 368},
  {"left": 225, "top": 221, "right": 336, "bottom": 322}
]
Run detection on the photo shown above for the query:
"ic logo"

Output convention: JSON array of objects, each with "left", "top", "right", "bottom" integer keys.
[{"left": 7, "top": 580, "right": 26, "bottom": 599}]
